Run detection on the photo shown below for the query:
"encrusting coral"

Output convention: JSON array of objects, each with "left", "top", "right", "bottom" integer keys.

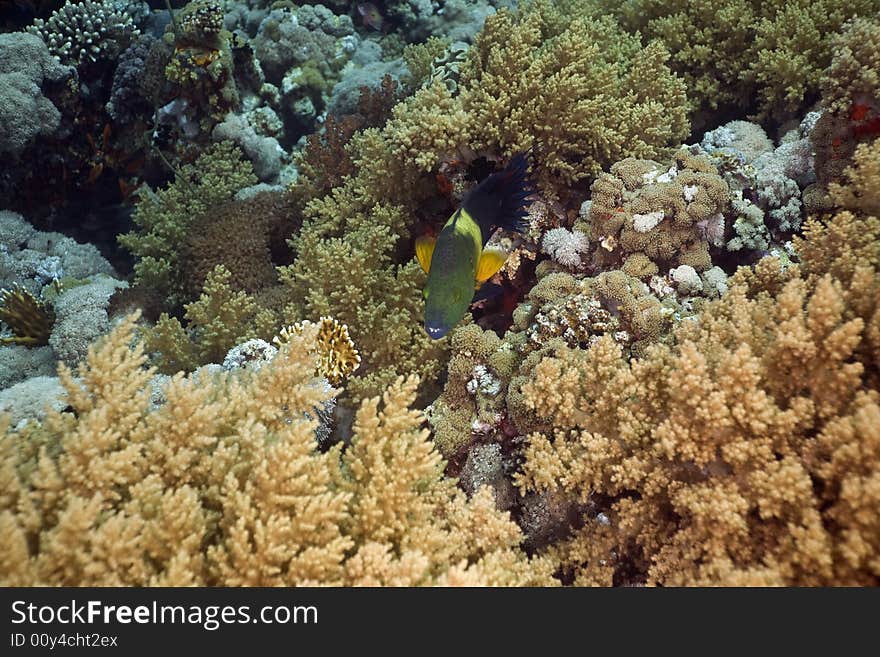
[{"left": 0, "top": 315, "right": 553, "bottom": 586}]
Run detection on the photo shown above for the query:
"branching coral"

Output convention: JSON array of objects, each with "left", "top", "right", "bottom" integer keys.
[
  {"left": 427, "top": 265, "right": 674, "bottom": 458},
  {"left": 0, "top": 315, "right": 553, "bottom": 586},
  {"left": 26, "top": 0, "right": 141, "bottom": 68},
  {"left": 386, "top": 4, "right": 689, "bottom": 191},
  {"left": 513, "top": 211, "right": 880, "bottom": 585},
  {"left": 119, "top": 141, "right": 257, "bottom": 310},
  {"left": 809, "top": 18, "right": 880, "bottom": 211},
  {"left": 279, "top": 188, "right": 446, "bottom": 403},
  {"left": 600, "top": 0, "right": 880, "bottom": 120},
  {"left": 144, "top": 265, "right": 277, "bottom": 374},
  {"left": 829, "top": 138, "right": 880, "bottom": 216},
  {"left": 820, "top": 17, "right": 880, "bottom": 116}
]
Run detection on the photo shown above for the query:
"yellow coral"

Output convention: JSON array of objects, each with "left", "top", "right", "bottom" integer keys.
[
  {"left": 1, "top": 315, "right": 552, "bottom": 586},
  {"left": 0, "top": 285, "right": 55, "bottom": 347},
  {"left": 275, "top": 316, "right": 361, "bottom": 386},
  {"left": 512, "top": 213, "right": 880, "bottom": 585}
]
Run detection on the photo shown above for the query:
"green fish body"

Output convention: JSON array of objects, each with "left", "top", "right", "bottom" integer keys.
[{"left": 419, "top": 153, "right": 534, "bottom": 339}]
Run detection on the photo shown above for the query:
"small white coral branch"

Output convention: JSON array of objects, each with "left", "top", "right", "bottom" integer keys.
[{"left": 542, "top": 227, "right": 589, "bottom": 268}]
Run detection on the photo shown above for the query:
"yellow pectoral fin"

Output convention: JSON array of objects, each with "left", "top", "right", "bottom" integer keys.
[
  {"left": 415, "top": 235, "right": 436, "bottom": 273},
  {"left": 475, "top": 248, "right": 507, "bottom": 286}
]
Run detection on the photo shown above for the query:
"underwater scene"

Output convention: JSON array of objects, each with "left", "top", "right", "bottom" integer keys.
[{"left": 0, "top": 0, "right": 878, "bottom": 587}]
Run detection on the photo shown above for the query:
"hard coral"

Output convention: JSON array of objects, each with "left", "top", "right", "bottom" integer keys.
[
  {"left": 26, "top": 0, "right": 140, "bottom": 68},
  {"left": 602, "top": 0, "right": 880, "bottom": 121},
  {"left": 181, "top": 190, "right": 291, "bottom": 298},
  {"left": 145, "top": 265, "right": 277, "bottom": 374},
  {"left": 427, "top": 265, "right": 673, "bottom": 458},
  {"left": 0, "top": 316, "right": 553, "bottom": 586},
  {"left": 275, "top": 317, "right": 361, "bottom": 386},
  {"left": 394, "top": 5, "right": 690, "bottom": 192},
  {"left": 119, "top": 141, "right": 258, "bottom": 310},
  {"left": 514, "top": 212, "right": 880, "bottom": 585},
  {"left": 829, "top": 138, "right": 880, "bottom": 216}
]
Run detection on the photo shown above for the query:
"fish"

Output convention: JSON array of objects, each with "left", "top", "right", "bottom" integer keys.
[
  {"left": 416, "top": 152, "right": 534, "bottom": 340},
  {"left": 357, "top": 3, "right": 384, "bottom": 31}
]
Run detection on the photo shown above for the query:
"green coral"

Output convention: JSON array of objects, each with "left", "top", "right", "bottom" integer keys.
[
  {"left": 821, "top": 17, "right": 880, "bottom": 115},
  {"left": 119, "top": 142, "right": 257, "bottom": 310},
  {"left": 384, "top": 4, "right": 689, "bottom": 192},
  {"left": 599, "top": 0, "right": 880, "bottom": 120},
  {"left": 144, "top": 265, "right": 277, "bottom": 373},
  {"left": 279, "top": 187, "right": 446, "bottom": 404}
]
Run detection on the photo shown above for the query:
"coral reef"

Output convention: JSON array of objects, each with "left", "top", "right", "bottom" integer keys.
[
  {"left": 0, "top": 0, "right": 878, "bottom": 591},
  {"left": 830, "top": 138, "right": 880, "bottom": 216},
  {"left": 0, "top": 316, "right": 553, "bottom": 586},
  {"left": 1, "top": 211, "right": 124, "bottom": 386},
  {"left": 698, "top": 114, "right": 818, "bottom": 250},
  {"left": 514, "top": 211, "right": 880, "bottom": 585}
]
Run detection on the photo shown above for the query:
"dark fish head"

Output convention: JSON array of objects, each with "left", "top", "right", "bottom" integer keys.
[{"left": 423, "top": 277, "right": 471, "bottom": 341}]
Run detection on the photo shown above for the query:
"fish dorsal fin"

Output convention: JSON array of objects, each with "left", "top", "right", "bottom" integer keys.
[
  {"left": 415, "top": 234, "right": 436, "bottom": 273},
  {"left": 475, "top": 248, "right": 507, "bottom": 284}
]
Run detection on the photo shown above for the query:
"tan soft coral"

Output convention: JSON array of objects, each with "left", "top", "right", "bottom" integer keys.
[
  {"left": 829, "top": 139, "right": 880, "bottom": 216},
  {"left": 427, "top": 266, "right": 674, "bottom": 458},
  {"left": 514, "top": 212, "right": 880, "bottom": 585},
  {"left": 1, "top": 315, "right": 551, "bottom": 586},
  {"left": 374, "top": 3, "right": 688, "bottom": 196}
]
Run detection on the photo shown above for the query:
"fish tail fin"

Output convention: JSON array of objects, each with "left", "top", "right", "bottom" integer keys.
[
  {"left": 464, "top": 151, "right": 535, "bottom": 239},
  {"left": 475, "top": 247, "right": 507, "bottom": 284},
  {"left": 415, "top": 234, "right": 436, "bottom": 273}
]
